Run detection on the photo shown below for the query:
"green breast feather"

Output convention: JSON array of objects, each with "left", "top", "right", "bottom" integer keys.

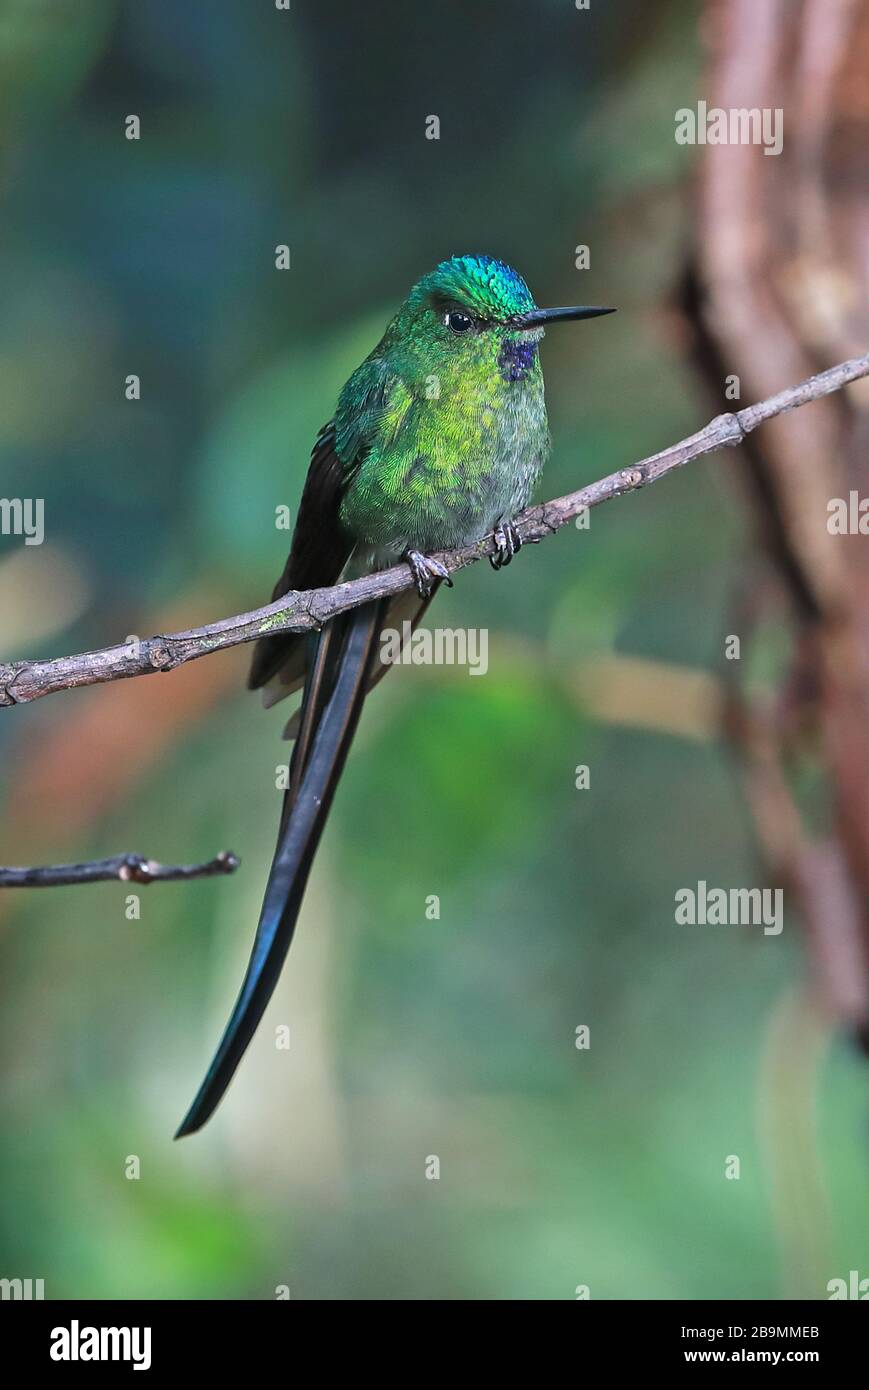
[{"left": 336, "top": 311, "right": 550, "bottom": 555}]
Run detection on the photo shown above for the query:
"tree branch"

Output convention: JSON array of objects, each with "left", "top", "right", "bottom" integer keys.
[
  {"left": 2, "top": 351, "right": 867, "bottom": 710},
  {"left": 0, "top": 850, "right": 240, "bottom": 888}
]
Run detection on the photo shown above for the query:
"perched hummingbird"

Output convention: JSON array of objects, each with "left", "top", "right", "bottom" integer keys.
[{"left": 176, "top": 254, "right": 613, "bottom": 1137}]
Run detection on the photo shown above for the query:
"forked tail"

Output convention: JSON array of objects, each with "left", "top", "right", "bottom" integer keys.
[{"left": 175, "top": 598, "right": 388, "bottom": 1138}]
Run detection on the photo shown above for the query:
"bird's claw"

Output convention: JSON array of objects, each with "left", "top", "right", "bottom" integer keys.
[
  {"left": 489, "top": 519, "right": 523, "bottom": 570},
  {"left": 406, "top": 550, "right": 453, "bottom": 599}
]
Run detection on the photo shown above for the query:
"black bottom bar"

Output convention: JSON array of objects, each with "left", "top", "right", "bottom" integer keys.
[{"left": 2, "top": 1297, "right": 863, "bottom": 1373}]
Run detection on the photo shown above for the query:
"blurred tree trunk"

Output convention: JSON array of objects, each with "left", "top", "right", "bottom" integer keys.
[{"left": 685, "top": 0, "right": 869, "bottom": 1039}]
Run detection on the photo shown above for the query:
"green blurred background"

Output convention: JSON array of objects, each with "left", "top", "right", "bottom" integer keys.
[{"left": 0, "top": 0, "right": 865, "bottom": 1300}]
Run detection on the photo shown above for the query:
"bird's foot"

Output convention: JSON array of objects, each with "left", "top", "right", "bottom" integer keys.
[
  {"left": 489, "top": 519, "right": 523, "bottom": 570},
  {"left": 405, "top": 550, "right": 453, "bottom": 599}
]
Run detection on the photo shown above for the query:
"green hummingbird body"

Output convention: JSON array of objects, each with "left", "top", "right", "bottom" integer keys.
[
  {"left": 175, "top": 256, "right": 613, "bottom": 1138},
  {"left": 335, "top": 255, "right": 551, "bottom": 561}
]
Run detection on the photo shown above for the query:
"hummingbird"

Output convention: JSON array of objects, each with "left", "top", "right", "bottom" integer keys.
[{"left": 175, "top": 254, "right": 613, "bottom": 1137}]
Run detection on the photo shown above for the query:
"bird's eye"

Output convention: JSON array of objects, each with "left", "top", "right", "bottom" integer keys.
[{"left": 445, "top": 310, "right": 474, "bottom": 334}]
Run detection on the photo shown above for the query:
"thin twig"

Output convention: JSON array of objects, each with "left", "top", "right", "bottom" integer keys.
[
  {"left": 0, "top": 850, "right": 240, "bottom": 888},
  {"left": 1, "top": 351, "right": 867, "bottom": 710}
]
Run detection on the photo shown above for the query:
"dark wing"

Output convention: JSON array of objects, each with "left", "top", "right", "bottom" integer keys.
[
  {"left": 249, "top": 353, "right": 401, "bottom": 700},
  {"left": 247, "top": 421, "right": 354, "bottom": 694}
]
